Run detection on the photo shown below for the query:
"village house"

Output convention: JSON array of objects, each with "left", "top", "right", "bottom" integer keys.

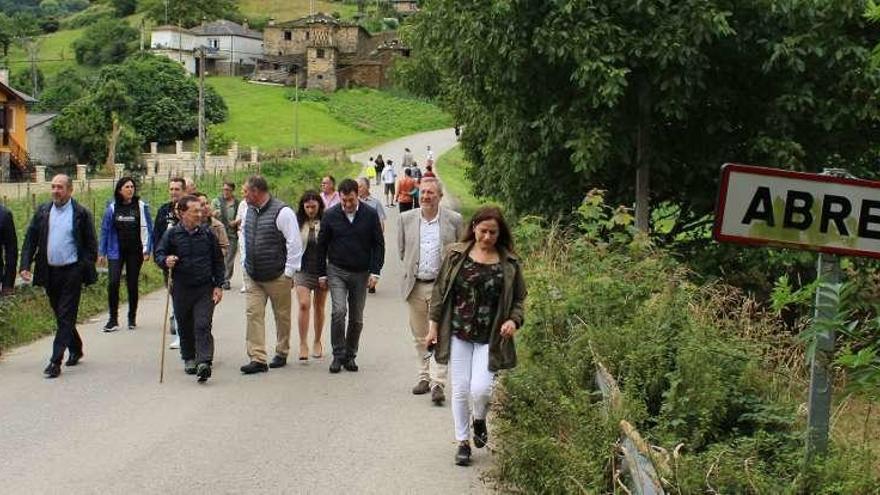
[
  {"left": 150, "top": 20, "right": 264, "bottom": 76},
  {"left": 254, "top": 13, "right": 409, "bottom": 91},
  {"left": 0, "top": 69, "right": 36, "bottom": 182}
]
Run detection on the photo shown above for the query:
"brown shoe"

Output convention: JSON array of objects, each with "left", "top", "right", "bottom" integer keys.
[
  {"left": 412, "top": 380, "right": 430, "bottom": 395},
  {"left": 431, "top": 385, "right": 446, "bottom": 405}
]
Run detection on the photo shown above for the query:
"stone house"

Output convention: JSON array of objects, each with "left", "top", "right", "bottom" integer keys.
[
  {"left": 254, "top": 13, "right": 409, "bottom": 91},
  {"left": 0, "top": 69, "right": 36, "bottom": 182},
  {"left": 151, "top": 20, "right": 264, "bottom": 76}
]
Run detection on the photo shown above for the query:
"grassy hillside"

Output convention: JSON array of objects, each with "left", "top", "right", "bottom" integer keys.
[
  {"left": 208, "top": 77, "right": 373, "bottom": 152},
  {"left": 208, "top": 77, "right": 450, "bottom": 153},
  {"left": 238, "top": 0, "right": 358, "bottom": 22},
  {"left": 6, "top": 27, "right": 84, "bottom": 80}
]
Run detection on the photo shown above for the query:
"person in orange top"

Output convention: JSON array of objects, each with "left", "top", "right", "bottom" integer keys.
[{"left": 396, "top": 168, "right": 417, "bottom": 213}]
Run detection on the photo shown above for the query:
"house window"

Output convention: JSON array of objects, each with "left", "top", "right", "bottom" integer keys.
[
  {"left": 317, "top": 48, "right": 325, "bottom": 59},
  {"left": 305, "top": 31, "right": 310, "bottom": 40},
  {"left": 284, "top": 30, "right": 292, "bottom": 41},
  {"left": 317, "top": 74, "right": 323, "bottom": 80},
  {"left": 208, "top": 38, "right": 219, "bottom": 49}
]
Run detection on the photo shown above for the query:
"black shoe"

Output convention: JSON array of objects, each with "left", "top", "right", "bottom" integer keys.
[
  {"left": 43, "top": 363, "right": 61, "bottom": 378},
  {"left": 473, "top": 419, "right": 488, "bottom": 448},
  {"left": 268, "top": 355, "right": 287, "bottom": 368},
  {"left": 412, "top": 380, "right": 430, "bottom": 395},
  {"left": 103, "top": 319, "right": 119, "bottom": 332},
  {"left": 455, "top": 442, "right": 471, "bottom": 466},
  {"left": 127, "top": 317, "right": 137, "bottom": 330},
  {"left": 329, "top": 358, "right": 343, "bottom": 374},
  {"left": 240, "top": 361, "right": 269, "bottom": 374},
  {"left": 184, "top": 359, "right": 197, "bottom": 375},
  {"left": 65, "top": 351, "right": 83, "bottom": 366},
  {"left": 431, "top": 385, "right": 445, "bottom": 406},
  {"left": 222, "top": 281, "right": 231, "bottom": 290},
  {"left": 368, "top": 287, "right": 376, "bottom": 294},
  {"left": 196, "top": 363, "right": 212, "bottom": 383},
  {"left": 343, "top": 358, "right": 359, "bottom": 372}
]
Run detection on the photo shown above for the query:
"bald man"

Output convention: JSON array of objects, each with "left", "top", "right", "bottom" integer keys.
[{"left": 20, "top": 174, "right": 98, "bottom": 378}]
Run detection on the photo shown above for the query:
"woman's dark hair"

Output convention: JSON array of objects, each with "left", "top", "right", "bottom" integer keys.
[
  {"left": 114, "top": 176, "right": 137, "bottom": 203},
  {"left": 296, "top": 190, "right": 325, "bottom": 226},
  {"left": 404, "top": 168, "right": 412, "bottom": 177},
  {"left": 462, "top": 206, "right": 514, "bottom": 253}
]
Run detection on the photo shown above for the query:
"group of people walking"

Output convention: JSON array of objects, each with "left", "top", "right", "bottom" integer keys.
[{"left": 4, "top": 142, "right": 527, "bottom": 466}]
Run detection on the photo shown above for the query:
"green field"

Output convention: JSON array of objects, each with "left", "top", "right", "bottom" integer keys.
[
  {"left": 6, "top": 27, "right": 85, "bottom": 80},
  {"left": 238, "top": 0, "right": 358, "bottom": 21},
  {"left": 208, "top": 77, "right": 450, "bottom": 153}
]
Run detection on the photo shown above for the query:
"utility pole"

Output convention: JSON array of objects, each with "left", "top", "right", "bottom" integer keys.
[
  {"left": 27, "top": 38, "right": 38, "bottom": 98},
  {"left": 198, "top": 46, "right": 206, "bottom": 178},
  {"left": 139, "top": 18, "right": 145, "bottom": 52},
  {"left": 293, "top": 70, "right": 299, "bottom": 156}
]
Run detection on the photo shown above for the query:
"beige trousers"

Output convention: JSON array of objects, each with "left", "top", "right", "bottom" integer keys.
[
  {"left": 407, "top": 280, "right": 448, "bottom": 389},
  {"left": 245, "top": 275, "right": 292, "bottom": 363}
]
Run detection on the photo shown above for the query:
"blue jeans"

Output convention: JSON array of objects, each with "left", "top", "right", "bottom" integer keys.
[{"left": 327, "top": 264, "right": 368, "bottom": 361}]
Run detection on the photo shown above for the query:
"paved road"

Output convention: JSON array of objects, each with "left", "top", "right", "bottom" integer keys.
[
  {"left": 350, "top": 127, "right": 459, "bottom": 175},
  {"left": 0, "top": 130, "right": 489, "bottom": 494}
]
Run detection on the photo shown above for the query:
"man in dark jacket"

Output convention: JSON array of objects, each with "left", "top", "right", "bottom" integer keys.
[
  {"left": 0, "top": 203, "right": 17, "bottom": 296},
  {"left": 20, "top": 174, "right": 98, "bottom": 378},
  {"left": 153, "top": 176, "right": 186, "bottom": 350},
  {"left": 317, "top": 178, "right": 385, "bottom": 374},
  {"left": 154, "top": 195, "right": 225, "bottom": 383}
]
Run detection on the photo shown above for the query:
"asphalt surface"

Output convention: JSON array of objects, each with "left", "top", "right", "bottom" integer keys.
[{"left": 0, "top": 130, "right": 490, "bottom": 494}]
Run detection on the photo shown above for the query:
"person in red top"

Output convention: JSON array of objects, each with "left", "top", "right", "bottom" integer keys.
[
  {"left": 396, "top": 168, "right": 417, "bottom": 213},
  {"left": 423, "top": 165, "right": 437, "bottom": 178}
]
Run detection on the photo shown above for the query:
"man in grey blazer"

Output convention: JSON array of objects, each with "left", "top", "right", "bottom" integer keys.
[{"left": 397, "top": 178, "right": 463, "bottom": 405}]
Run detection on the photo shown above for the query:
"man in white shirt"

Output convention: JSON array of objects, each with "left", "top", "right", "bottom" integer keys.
[
  {"left": 381, "top": 160, "right": 397, "bottom": 207},
  {"left": 397, "top": 178, "right": 462, "bottom": 405},
  {"left": 239, "top": 175, "right": 304, "bottom": 374}
]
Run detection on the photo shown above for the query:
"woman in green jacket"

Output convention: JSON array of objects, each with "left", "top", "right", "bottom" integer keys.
[{"left": 426, "top": 206, "right": 527, "bottom": 467}]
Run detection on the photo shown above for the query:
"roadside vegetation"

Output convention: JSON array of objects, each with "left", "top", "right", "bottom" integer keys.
[
  {"left": 492, "top": 195, "right": 880, "bottom": 493},
  {"left": 433, "top": 146, "right": 480, "bottom": 220},
  {"left": 0, "top": 155, "right": 358, "bottom": 354}
]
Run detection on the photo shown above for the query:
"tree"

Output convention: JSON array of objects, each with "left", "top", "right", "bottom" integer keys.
[
  {"left": 10, "top": 65, "right": 44, "bottom": 96},
  {"left": 402, "top": 1, "right": 880, "bottom": 240},
  {"left": 141, "top": 0, "right": 240, "bottom": 28},
  {"left": 73, "top": 18, "right": 138, "bottom": 66},
  {"left": 52, "top": 53, "right": 228, "bottom": 166},
  {"left": 35, "top": 67, "right": 89, "bottom": 111},
  {"left": 111, "top": 0, "right": 138, "bottom": 17}
]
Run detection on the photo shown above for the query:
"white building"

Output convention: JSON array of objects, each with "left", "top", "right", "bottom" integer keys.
[{"left": 150, "top": 20, "right": 263, "bottom": 76}]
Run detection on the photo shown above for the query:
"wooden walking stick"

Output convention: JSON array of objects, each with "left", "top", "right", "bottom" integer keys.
[{"left": 159, "top": 267, "right": 173, "bottom": 384}]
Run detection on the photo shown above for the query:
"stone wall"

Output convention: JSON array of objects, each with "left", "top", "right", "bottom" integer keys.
[{"left": 339, "top": 64, "right": 384, "bottom": 89}]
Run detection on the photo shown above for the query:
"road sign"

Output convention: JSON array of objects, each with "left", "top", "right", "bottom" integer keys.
[{"left": 714, "top": 163, "right": 880, "bottom": 259}]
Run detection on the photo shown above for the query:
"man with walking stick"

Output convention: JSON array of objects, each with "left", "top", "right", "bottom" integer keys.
[{"left": 154, "top": 195, "right": 225, "bottom": 383}]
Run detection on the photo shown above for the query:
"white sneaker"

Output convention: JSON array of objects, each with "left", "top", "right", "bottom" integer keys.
[
  {"left": 169, "top": 335, "right": 180, "bottom": 349},
  {"left": 239, "top": 286, "right": 247, "bottom": 293}
]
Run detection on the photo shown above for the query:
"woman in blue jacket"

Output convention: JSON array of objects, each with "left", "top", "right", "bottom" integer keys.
[{"left": 99, "top": 177, "right": 154, "bottom": 331}]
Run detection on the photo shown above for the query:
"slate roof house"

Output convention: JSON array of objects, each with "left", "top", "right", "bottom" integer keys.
[
  {"left": 254, "top": 13, "right": 409, "bottom": 91},
  {"left": 151, "top": 20, "right": 264, "bottom": 76}
]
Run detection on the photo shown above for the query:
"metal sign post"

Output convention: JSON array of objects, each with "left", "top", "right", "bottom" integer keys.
[{"left": 806, "top": 252, "right": 840, "bottom": 458}]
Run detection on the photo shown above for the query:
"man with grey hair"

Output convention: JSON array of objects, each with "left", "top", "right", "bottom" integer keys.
[
  {"left": 20, "top": 174, "right": 98, "bottom": 378},
  {"left": 239, "top": 175, "right": 303, "bottom": 374},
  {"left": 357, "top": 177, "right": 386, "bottom": 228},
  {"left": 397, "top": 177, "right": 462, "bottom": 404}
]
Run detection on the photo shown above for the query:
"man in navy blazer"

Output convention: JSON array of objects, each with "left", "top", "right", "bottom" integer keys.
[{"left": 317, "top": 178, "right": 385, "bottom": 374}]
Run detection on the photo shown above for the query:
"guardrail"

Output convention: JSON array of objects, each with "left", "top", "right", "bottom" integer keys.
[{"left": 593, "top": 356, "right": 667, "bottom": 494}]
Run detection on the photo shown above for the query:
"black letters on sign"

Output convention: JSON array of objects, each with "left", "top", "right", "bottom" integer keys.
[
  {"left": 742, "top": 186, "right": 774, "bottom": 226},
  {"left": 783, "top": 190, "right": 813, "bottom": 230},
  {"left": 858, "top": 199, "right": 880, "bottom": 240},
  {"left": 819, "top": 195, "right": 852, "bottom": 236}
]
